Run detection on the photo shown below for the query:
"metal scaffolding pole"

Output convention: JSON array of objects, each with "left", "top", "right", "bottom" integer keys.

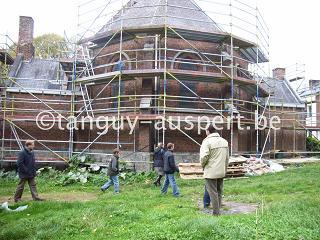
[
  {"left": 230, "top": 0, "right": 235, "bottom": 156},
  {"left": 117, "top": 0, "right": 125, "bottom": 148},
  {"left": 162, "top": 0, "right": 168, "bottom": 145}
]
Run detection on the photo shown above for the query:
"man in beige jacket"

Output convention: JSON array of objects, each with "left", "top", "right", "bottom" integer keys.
[{"left": 200, "top": 125, "right": 229, "bottom": 215}]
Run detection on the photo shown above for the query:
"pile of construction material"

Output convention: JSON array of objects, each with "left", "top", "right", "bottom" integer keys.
[
  {"left": 179, "top": 156, "right": 284, "bottom": 180},
  {"left": 232, "top": 156, "right": 271, "bottom": 177}
]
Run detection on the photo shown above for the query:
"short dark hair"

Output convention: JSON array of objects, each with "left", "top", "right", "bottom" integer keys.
[
  {"left": 113, "top": 148, "right": 120, "bottom": 154},
  {"left": 207, "top": 125, "right": 217, "bottom": 134},
  {"left": 167, "top": 143, "right": 174, "bottom": 150}
]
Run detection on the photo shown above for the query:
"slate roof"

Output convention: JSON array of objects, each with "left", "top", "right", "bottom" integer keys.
[
  {"left": 262, "top": 77, "right": 304, "bottom": 107},
  {"left": 9, "top": 58, "right": 68, "bottom": 91},
  {"left": 94, "top": 0, "right": 223, "bottom": 39}
]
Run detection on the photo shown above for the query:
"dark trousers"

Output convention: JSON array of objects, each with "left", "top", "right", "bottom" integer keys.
[
  {"left": 203, "top": 186, "right": 211, "bottom": 207},
  {"left": 205, "top": 178, "right": 224, "bottom": 215},
  {"left": 14, "top": 178, "right": 39, "bottom": 201}
]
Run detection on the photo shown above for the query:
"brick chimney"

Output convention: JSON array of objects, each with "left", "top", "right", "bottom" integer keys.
[
  {"left": 272, "top": 68, "right": 286, "bottom": 80},
  {"left": 17, "top": 16, "right": 35, "bottom": 60}
]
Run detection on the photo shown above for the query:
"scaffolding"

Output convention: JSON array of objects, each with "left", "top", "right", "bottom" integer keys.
[{"left": 0, "top": 0, "right": 311, "bottom": 165}]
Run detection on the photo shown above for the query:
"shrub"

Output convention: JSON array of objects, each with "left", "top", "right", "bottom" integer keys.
[{"left": 306, "top": 136, "right": 320, "bottom": 152}]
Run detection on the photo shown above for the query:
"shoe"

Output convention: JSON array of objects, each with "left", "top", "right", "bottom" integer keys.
[
  {"left": 212, "top": 211, "right": 220, "bottom": 216},
  {"left": 14, "top": 199, "right": 22, "bottom": 203},
  {"left": 34, "top": 198, "right": 45, "bottom": 201},
  {"left": 101, "top": 188, "right": 106, "bottom": 192}
]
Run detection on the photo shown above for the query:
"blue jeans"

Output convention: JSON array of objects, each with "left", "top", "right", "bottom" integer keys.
[
  {"left": 161, "top": 174, "right": 179, "bottom": 196},
  {"left": 101, "top": 175, "right": 119, "bottom": 193},
  {"left": 203, "top": 186, "right": 211, "bottom": 207}
]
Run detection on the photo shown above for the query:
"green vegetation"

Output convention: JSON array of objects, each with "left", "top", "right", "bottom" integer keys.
[
  {"left": 1, "top": 164, "right": 320, "bottom": 240},
  {"left": 33, "top": 33, "right": 70, "bottom": 59},
  {"left": 306, "top": 136, "right": 320, "bottom": 153}
]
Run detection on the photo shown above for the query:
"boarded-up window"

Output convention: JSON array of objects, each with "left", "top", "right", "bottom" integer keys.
[
  {"left": 179, "top": 81, "right": 196, "bottom": 108},
  {"left": 111, "top": 81, "right": 125, "bottom": 109}
]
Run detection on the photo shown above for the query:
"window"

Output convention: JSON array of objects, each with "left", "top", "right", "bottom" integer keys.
[
  {"left": 111, "top": 82, "right": 125, "bottom": 109},
  {"left": 179, "top": 81, "right": 197, "bottom": 108},
  {"left": 179, "top": 56, "right": 198, "bottom": 71},
  {"left": 308, "top": 105, "right": 312, "bottom": 118}
]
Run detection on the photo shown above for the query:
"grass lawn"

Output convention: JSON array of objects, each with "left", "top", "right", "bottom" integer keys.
[{"left": 0, "top": 164, "right": 320, "bottom": 240}]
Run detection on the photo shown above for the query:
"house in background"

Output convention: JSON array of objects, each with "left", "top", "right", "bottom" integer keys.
[{"left": 300, "top": 79, "right": 320, "bottom": 139}]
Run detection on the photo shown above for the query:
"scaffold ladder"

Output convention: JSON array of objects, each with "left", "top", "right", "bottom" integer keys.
[
  {"left": 80, "top": 83, "right": 94, "bottom": 117},
  {"left": 80, "top": 45, "right": 95, "bottom": 77}
]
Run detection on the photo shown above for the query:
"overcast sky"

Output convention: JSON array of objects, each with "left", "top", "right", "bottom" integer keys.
[{"left": 1, "top": 0, "right": 319, "bottom": 80}]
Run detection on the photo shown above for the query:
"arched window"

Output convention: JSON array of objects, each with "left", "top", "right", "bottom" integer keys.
[{"left": 171, "top": 51, "right": 205, "bottom": 72}]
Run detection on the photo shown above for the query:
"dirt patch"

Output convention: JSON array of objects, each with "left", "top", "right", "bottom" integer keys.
[
  {"left": 0, "top": 192, "right": 98, "bottom": 203},
  {"left": 198, "top": 200, "right": 258, "bottom": 215}
]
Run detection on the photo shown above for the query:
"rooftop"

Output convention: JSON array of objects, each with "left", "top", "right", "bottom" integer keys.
[
  {"left": 8, "top": 58, "right": 68, "bottom": 92},
  {"left": 93, "top": 0, "right": 223, "bottom": 40},
  {"left": 263, "top": 77, "right": 304, "bottom": 108}
]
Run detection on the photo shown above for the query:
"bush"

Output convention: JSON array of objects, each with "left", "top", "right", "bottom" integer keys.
[
  {"left": 119, "top": 171, "right": 157, "bottom": 184},
  {"left": 306, "top": 136, "right": 320, "bottom": 152},
  {"left": 0, "top": 155, "right": 156, "bottom": 186},
  {"left": 0, "top": 170, "right": 18, "bottom": 181}
]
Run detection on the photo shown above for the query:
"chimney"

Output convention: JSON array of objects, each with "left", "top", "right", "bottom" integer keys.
[
  {"left": 272, "top": 68, "right": 286, "bottom": 80},
  {"left": 17, "top": 16, "right": 34, "bottom": 60}
]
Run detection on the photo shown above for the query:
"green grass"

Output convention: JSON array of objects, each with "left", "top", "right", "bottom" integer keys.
[{"left": 1, "top": 164, "right": 320, "bottom": 240}]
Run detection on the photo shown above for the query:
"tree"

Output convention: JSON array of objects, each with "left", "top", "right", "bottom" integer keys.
[{"left": 33, "top": 33, "right": 70, "bottom": 59}]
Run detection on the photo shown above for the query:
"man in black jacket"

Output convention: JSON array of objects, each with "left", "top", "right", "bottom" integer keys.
[
  {"left": 14, "top": 140, "right": 43, "bottom": 202},
  {"left": 153, "top": 143, "right": 165, "bottom": 186},
  {"left": 161, "top": 143, "right": 180, "bottom": 197},
  {"left": 101, "top": 148, "right": 120, "bottom": 194}
]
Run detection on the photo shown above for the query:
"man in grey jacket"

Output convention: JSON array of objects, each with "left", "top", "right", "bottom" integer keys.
[
  {"left": 101, "top": 148, "right": 120, "bottom": 194},
  {"left": 200, "top": 125, "right": 229, "bottom": 215}
]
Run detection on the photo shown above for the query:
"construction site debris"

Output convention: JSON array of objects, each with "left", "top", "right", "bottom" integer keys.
[{"left": 179, "top": 156, "right": 285, "bottom": 180}]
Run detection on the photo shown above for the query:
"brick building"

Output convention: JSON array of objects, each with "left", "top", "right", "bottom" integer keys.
[{"left": 0, "top": 0, "right": 306, "bottom": 168}]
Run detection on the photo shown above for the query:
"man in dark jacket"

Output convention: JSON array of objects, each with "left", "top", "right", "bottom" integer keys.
[
  {"left": 161, "top": 143, "right": 180, "bottom": 197},
  {"left": 14, "top": 140, "right": 43, "bottom": 202},
  {"left": 153, "top": 143, "right": 165, "bottom": 186},
  {"left": 101, "top": 148, "right": 120, "bottom": 194}
]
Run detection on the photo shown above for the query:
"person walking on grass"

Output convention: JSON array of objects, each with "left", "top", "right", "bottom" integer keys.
[
  {"left": 101, "top": 148, "right": 120, "bottom": 194},
  {"left": 153, "top": 143, "right": 165, "bottom": 187},
  {"left": 14, "top": 140, "right": 44, "bottom": 202},
  {"left": 161, "top": 143, "right": 180, "bottom": 197},
  {"left": 200, "top": 125, "right": 229, "bottom": 215}
]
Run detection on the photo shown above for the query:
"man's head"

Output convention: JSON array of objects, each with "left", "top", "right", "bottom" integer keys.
[
  {"left": 25, "top": 140, "right": 35, "bottom": 151},
  {"left": 167, "top": 143, "right": 174, "bottom": 151},
  {"left": 113, "top": 148, "right": 120, "bottom": 156},
  {"left": 206, "top": 125, "right": 217, "bottom": 136},
  {"left": 157, "top": 142, "right": 163, "bottom": 148}
]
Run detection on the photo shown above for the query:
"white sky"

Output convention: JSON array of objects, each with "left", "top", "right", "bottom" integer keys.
[{"left": 1, "top": 0, "right": 319, "bottom": 80}]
